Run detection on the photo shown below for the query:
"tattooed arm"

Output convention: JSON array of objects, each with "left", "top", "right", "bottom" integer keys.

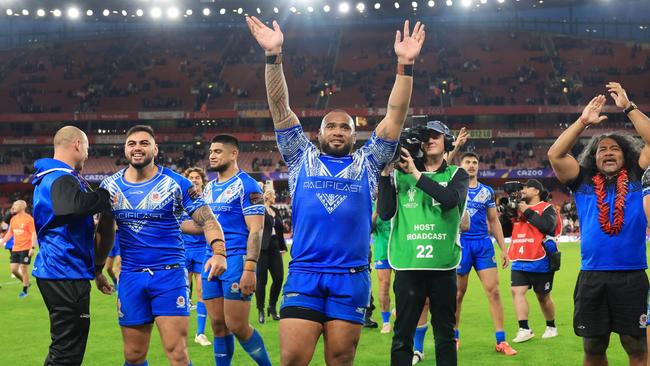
[
  {"left": 247, "top": 16, "right": 300, "bottom": 130},
  {"left": 191, "top": 205, "right": 227, "bottom": 280},
  {"left": 239, "top": 215, "right": 264, "bottom": 297},
  {"left": 375, "top": 20, "right": 425, "bottom": 141}
]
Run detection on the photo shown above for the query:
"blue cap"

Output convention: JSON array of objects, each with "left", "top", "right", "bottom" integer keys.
[{"left": 426, "top": 120, "right": 451, "bottom": 136}]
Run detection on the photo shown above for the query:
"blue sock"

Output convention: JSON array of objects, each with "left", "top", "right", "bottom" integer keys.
[
  {"left": 496, "top": 330, "right": 506, "bottom": 344},
  {"left": 124, "top": 362, "right": 148, "bottom": 366},
  {"left": 214, "top": 336, "right": 234, "bottom": 366},
  {"left": 196, "top": 301, "right": 207, "bottom": 336},
  {"left": 225, "top": 334, "right": 234, "bottom": 357},
  {"left": 381, "top": 311, "right": 391, "bottom": 324},
  {"left": 414, "top": 325, "right": 428, "bottom": 353},
  {"left": 454, "top": 329, "right": 459, "bottom": 340},
  {"left": 239, "top": 329, "right": 272, "bottom": 366},
  {"left": 188, "top": 362, "right": 192, "bottom": 366}
]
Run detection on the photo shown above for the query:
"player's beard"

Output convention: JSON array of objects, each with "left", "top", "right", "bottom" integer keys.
[
  {"left": 321, "top": 141, "right": 353, "bottom": 157},
  {"left": 128, "top": 154, "right": 153, "bottom": 169},
  {"left": 211, "top": 161, "right": 231, "bottom": 173}
]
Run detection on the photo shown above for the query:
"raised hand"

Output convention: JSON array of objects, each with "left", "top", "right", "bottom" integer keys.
[
  {"left": 246, "top": 16, "right": 284, "bottom": 54},
  {"left": 394, "top": 20, "right": 426, "bottom": 64},
  {"left": 606, "top": 82, "right": 631, "bottom": 110},
  {"left": 579, "top": 95, "right": 608, "bottom": 126},
  {"left": 455, "top": 127, "right": 469, "bottom": 149}
]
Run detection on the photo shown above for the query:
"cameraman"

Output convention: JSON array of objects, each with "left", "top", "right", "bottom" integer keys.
[
  {"left": 378, "top": 120, "right": 469, "bottom": 366},
  {"left": 507, "top": 179, "right": 562, "bottom": 344}
]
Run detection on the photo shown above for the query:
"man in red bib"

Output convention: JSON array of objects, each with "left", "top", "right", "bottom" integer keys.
[{"left": 507, "top": 179, "right": 562, "bottom": 344}]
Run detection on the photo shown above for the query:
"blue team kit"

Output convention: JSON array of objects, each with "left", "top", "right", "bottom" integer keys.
[
  {"left": 275, "top": 125, "right": 396, "bottom": 323},
  {"left": 100, "top": 166, "right": 205, "bottom": 326},
  {"left": 201, "top": 170, "right": 265, "bottom": 301}
]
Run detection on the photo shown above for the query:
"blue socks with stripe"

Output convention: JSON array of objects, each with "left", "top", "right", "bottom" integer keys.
[
  {"left": 381, "top": 311, "right": 391, "bottom": 324},
  {"left": 214, "top": 334, "right": 235, "bottom": 366},
  {"left": 240, "top": 329, "right": 272, "bottom": 366},
  {"left": 414, "top": 325, "right": 428, "bottom": 353},
  {"left": 196, "top": 301, "right": 207, "bottom": 336},
  {"left": 454, "top": 328, "right": 459, "bottom": 340},
  {"left": 124, "top": 362, "right": 147, "bottom": 366}
]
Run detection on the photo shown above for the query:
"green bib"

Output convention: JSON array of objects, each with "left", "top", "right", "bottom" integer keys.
[
  {"left": 372, "top": 204, "right": 392, "bottom": 262},
  {"left": 388, "top": 166, "right": 465, "bottom": 270}
]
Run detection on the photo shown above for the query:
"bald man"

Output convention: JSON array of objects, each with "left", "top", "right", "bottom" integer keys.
[
  {"left": 32, "top": 126, "right": 112, "bottom": 366},
  {"left": 0, "top": 200, "right": 36, "bottom": 298}
]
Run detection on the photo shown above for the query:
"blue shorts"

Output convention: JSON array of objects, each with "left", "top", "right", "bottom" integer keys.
[
  {"left": 458, "top": 237, "right": 496, "bottom": 275},
  {"left": 185, "top": 248, "right": 205, "bottom": 274},
  {"left": 280, "top": 270, "right": 371, "bottom": 325},
  {"left": 202, "top": 254, "right": 251, "bottom": 301},
  {"left": 108, "top": 243, "right": 120, "bottom": 258},
  {"left": 374, "top": 259, "right": 392, "bottom": 270},
  {"left": 117, "top": 267, "right": 189, "bottom": 326}
]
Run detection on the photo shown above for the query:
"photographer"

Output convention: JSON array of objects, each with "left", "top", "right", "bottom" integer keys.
[
  {"left": 507, "top": 179, "right": 562, "bottom": 344},
  {"left": 378, "top": 120, "right": 469, "bottom": 366}
]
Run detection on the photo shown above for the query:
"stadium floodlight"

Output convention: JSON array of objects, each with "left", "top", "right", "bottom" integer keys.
[
  {"left": 256, "top": 7, "right": 261, "bottom": 14},
  {"left": 102, "top": 9, "right": 110, "bottom": 16},
  {"left": 121, "top": 10, "right": 127, "bottom": 16},
  {"left": 5, "top": 9, "right": 12, "bottom": 16},
  {"left": 136, "top": 9, "right": 144, "bottom": 17},
  {"left": 356, "top": 2, "right": 365, "bottom": 12},
  {"left": 339, "top": 2, "right": 350, "bottom": 13},
  {"left": 290, "top": 6, "right": 297, "bottom": 13},
  {"left": 497, "top": 0, "right": 505, "bottom": 3},
  {"left": 151, "top": 7, "right": 162, "bottom": 19},
  {"left": 307, "top": 6, "right": 314, "bottom": 12},
  {"left": 186, "top": 9, "right": 193, "bottom": 16},
  {"left": 220, "top": 8, "right": 226, "bottom": 15},
  {"left": 446, "top": 0, "right": 453, "bottom": 6},
  {"left": 461, "top": 0, "right": 472, "bottom": 7},
  {"left": 37, "top": 9, "right": 45, "bottom": 17},
  {"left": 480, "top": 0, "right": 487, "bottom": 3},
  {"left": 237, "top": 7, "right": 243, "bottom": 14},
  {"left": 67, "top": 7, "right": 80, "bottom": 19},
  {"left": 52, "top": 9, "right": 62, "bottom": 17},
  {"left": 374, "top": 2, "right": 381, "bottom": 9},
  {"left": 412, "top": 1, "right": 418, "bottom": 8},
  {"left": 203, "top": 8, "right": 211, "bottom": 16},
  {"left": 273, "top": 7, "right": 279, "bottom": 13},
  {"left": 86, "top": 9, "right": 93, "bottom": 16},
  {"left": 323, "top": 5, "right": 331, "bottom": 12},
  {"left": 428, "top": 0, "right": 435, "bottom": 6},
  {"left": 22, "top": 9, "right": 29, "bottom": 16},
  {"left": 167, "top": 7, "right": 179, "bottom": 19},
  {"left": 394, "top": 2, "right": 400, "bottom": 8}
]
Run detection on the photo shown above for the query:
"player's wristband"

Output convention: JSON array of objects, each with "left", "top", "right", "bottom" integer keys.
[
  {"left": 244, "top": 260, "right": 257, "bottom": 272},
  {"left": 266, "top": 53, "right": 283, "bottom": 65},
  {"left": 396, "top": 64, "right": 414, "bottom": 76},
  {"left": 624, "top": 102, "right": 638, "bottom": 115}
]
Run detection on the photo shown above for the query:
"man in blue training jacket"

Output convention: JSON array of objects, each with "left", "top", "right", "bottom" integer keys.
[{"left": 32, "top": 126, "right": 113, "bottom": 366}]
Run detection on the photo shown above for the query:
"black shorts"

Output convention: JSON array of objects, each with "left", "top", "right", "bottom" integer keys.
[
  {"left": 10, "top": 250, "right": 30, "bottom": 265},
  {"left": 511, "top": 270, "right": 554, "bottom": 294},
  {"left": 573, "top": 270, "right": 649, "bottom": 338}
]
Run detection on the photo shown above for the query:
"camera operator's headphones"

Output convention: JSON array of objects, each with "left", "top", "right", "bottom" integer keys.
[{"left": 426, "top": 120, "right": 456, "bottom": 152}]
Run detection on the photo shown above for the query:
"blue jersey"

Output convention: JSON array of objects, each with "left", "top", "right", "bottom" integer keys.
[
  {"left": 203, "top": 170, "right": 264, "bottom": 257},
  {"left": 570, "top": 166, "right": 647, "bottom": 271},
  {"left": 276, "top": 125, "right": 397, "bottom": 273},
  {"left": 180, "top": 212, "right": 207, "bottom": 251},
  {"left": 100, "top": 166, "right": 206, "bottom": 271},
  {"left": 461, "top": 182, "right": 495, "bottom": 240}
]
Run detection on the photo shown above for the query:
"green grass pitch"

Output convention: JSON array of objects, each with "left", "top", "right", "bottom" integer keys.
[{"left": 0, "top": 244, "right": 640, "bottom": 365}]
